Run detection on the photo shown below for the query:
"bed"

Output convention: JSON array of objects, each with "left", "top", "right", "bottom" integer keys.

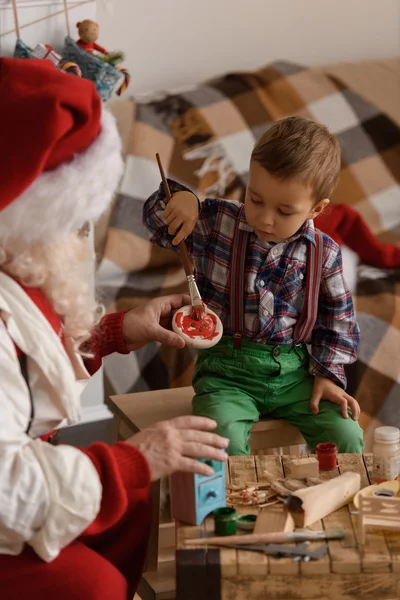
[{"left": 96, "top": 58, "right": 400, "bottom": 451}]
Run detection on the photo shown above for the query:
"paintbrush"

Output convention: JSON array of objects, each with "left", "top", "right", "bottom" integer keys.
[
  {"left": 184, "top": 528, "right": 345, "bottom": 546},
  {"left": 156, "top": 153, "right": 204, "bottom": 321}
]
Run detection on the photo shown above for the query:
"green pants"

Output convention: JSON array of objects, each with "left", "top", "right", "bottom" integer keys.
[{"left": 192, "top": 337, "right": 364, "bottom": 456}]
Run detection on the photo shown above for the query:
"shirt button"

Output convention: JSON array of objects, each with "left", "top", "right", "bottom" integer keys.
[
  {"left": 272, "top": 248, "right": 279, "bottom": 256},
  {"left": 259, "top": 279, "right": 265, "bottom": 286},
  {"left": 263, "top": 309, "right": 269, "bottom": 316},
  {"left": 299, "top": 273, "right": 304, "bottom": 280}
]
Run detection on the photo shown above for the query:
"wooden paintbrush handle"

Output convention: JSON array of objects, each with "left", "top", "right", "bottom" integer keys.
[
  {"left": 156, "top": 153, "right": 193, "bottom": 278},
  {"left": 184, "top": 532, "right": 291, "bottom": 546}
]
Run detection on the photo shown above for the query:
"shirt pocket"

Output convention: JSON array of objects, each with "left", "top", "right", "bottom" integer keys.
[{"left": 277, "top": 261, "right": 307, "bottom": 317}]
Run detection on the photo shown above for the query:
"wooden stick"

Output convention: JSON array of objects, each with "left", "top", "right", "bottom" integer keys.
[
  {"left": 155, "top": 153, "right": 195, "bottom": 279},
  {"left": 1, "top": 0, "right": 94, "bottom": 39},
  {"left": 63, "top": 0, "right": 71, "bottom": 37},
  {"left": 11, "top": 0, "right": 20, "bottom": 38},
  {"left": 184, "top": 528, "right": 342, "bottom": 547}
]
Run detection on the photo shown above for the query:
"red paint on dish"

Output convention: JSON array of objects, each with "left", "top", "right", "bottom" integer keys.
[{"left": 176, "top": 311, "right": 219, "bottom": 340}]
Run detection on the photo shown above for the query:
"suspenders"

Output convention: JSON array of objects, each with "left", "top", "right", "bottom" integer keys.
[{"left": 229, "top": 207, "right": 324, "bottom": 348}]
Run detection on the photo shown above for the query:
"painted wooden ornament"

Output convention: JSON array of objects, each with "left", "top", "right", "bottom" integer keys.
[{"left": 172, "top": 305, "right": 223, "bottom": 349}]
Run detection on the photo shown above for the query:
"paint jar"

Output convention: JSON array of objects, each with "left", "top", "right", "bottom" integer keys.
[
  {"left": 213, "top": 507, "right": 237, "bottom": 536},
  {"left": 372, "top": 426, "right": 400, "bottom": 483},
  {"left": 316, "top": 442, "right": 338, "bottom": 471}
]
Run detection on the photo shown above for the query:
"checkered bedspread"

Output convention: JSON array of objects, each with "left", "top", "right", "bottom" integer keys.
[{"left": 98, "top": 60, "right": 400, "bottom": 450}]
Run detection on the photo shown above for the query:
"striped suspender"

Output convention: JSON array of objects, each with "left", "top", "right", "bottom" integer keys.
[
  {"left": 229, "top": 206, "right": 250, "bottom": 349},
  {"left": 293, "top": 230, "right": 324, "bottom": 344},
  {"left": 229, "top": 215, "right": 324, "bottom": 347}
]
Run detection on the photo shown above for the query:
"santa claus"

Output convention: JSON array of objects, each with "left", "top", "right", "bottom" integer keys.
[{"left": 0, "top": 57, "right": 228, "bottom": 599}]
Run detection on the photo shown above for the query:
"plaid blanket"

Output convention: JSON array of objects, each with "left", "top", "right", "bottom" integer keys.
[{"left": 98, "top": 59, "right": 400, "bottom": 450}]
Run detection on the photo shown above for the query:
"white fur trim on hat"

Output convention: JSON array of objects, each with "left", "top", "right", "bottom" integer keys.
[{"left": 0, "top": 109, "right": 124, "bottom": 244}]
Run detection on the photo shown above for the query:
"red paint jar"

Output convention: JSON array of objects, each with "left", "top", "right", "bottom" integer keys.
[{"left": 316, "top": 442, "right": 338, "bottom": 471}]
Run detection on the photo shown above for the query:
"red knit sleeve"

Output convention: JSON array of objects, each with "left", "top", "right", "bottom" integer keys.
[
  {"left": 93, "top": 42, "right": 108, "bottom": 54},
  {"left": 84, "top": 311, "right": 130, "bottom": 374},
  {"left": 80, "top": 442, "right": 151, "bottom": 537}
]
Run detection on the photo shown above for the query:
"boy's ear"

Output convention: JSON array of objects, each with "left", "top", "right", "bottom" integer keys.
[{"left": 309, "top": 199, "right": 330, "bottom": 219}]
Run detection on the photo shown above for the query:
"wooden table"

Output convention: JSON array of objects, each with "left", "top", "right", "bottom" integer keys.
[{"left": 176, "top": 453, "right": 400, "bottom": 600}]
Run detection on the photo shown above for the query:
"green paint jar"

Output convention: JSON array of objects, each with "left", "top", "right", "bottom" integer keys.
[{"left": 213, "top": 507, "right": 237, "bottom": 536}]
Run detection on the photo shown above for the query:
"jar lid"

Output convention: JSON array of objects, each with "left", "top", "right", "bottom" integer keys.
[{"left": 374, "top": 426, "right": 400, "bottom": 443}]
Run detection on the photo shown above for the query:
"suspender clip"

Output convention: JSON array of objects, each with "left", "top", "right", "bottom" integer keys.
[{"left": 233, "top": 333, "right": 242, "bottom": 350}]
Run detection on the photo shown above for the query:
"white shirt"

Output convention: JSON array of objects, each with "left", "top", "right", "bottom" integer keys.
[{"left": 0, "top": 272, "right": 102, "bottom": 562}]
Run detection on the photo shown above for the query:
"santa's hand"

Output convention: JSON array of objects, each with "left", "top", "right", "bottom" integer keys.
[
  {"left": 122, "top": 294, "right": 190, "bottom": 351},
  {"left": 126, "top": 416, "right": 229, "bottom": 481},
  {"left": 310, "top": 375, "right": 360, "bottom": 421}
]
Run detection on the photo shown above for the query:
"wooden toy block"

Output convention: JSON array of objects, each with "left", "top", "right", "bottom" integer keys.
[
  {"left": 288, "top": 457, "right": 319, "bottom": 479},
  {"left": 254, "top": 507, "right": 294, "bottom": 534}
]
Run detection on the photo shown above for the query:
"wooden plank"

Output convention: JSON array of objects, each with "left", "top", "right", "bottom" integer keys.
[
  {"left": 220, "top": 572, "right": 398, "bottom": 600},
  {"left": 363, "top": 454, "right": 400, "bottom": 573},
  {"left": 315, "top": 456, "right": 361, "bottom": 574},
  {"left": 227, "top": 456, "right": 267, "bottom": 577},
  {"left": 217, "top": 457, "right": 237, "bottom": 577},
  {"left": 254, "top": 454, "right": 299, "bottom": 575},
  {"left": 337, "top": 453, "right": 392, "bottom": 572}
]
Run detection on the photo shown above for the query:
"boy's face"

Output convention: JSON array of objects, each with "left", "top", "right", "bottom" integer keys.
[{"left": 245, "top": 161, "right": 329, "bottom": 243}]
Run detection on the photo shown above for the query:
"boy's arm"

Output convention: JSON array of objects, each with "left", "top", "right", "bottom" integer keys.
[
  {"left": 143, "top": 179, "right": 219, "bottom": 256},
  {"left": 310, "top": 242, "right": 360, "bottom": 389}
]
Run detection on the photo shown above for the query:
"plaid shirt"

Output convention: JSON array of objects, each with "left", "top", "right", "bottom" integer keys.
[{"left": 143, "top": 181, "right": 360, "bottom": 388}]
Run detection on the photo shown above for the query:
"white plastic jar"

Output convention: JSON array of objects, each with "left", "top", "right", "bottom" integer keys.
[{"left": 372, "top": 426, "right": 400, "bottom": 483}]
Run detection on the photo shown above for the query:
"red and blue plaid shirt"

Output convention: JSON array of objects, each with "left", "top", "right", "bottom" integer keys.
[{"left": 143, "top": 180, "right": 360, "bottom": 388}]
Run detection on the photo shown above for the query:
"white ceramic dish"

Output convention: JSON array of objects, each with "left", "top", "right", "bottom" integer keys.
[{"left": 172, "top": 305, "right": 223, "bottom": 349}]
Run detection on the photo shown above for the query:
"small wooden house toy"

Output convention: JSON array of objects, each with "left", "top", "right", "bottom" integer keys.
[{"left": 170, "top": 457, "right": 226, "bottom": 525}]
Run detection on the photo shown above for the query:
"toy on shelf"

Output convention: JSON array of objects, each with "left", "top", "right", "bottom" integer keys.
[
  {"left": 76, "top": 20, "right": 108, "bottom": 55},
  {"left": 14, "top": 39, "right": 82, "bottom": 78},
  {"left": 71, "top": 20, "right": 130, "bottom": 99},
  {"left": 76, "top": 20, "right": 124, "bottom": 66}
]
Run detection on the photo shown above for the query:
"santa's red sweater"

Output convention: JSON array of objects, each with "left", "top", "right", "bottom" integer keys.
[
  {"left": 315, "top": 203, "right": 400, "bottom": 269},
  {"left": 15, "top": 284, "right": 151, "bottom": 538}
]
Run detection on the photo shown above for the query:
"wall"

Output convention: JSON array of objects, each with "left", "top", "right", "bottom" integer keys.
[
  {"left": 0, "top": 0, "right": 95, "bottom": 56},
  {"left": 99, "top": 0, "right": 400, "bottom": 97}
]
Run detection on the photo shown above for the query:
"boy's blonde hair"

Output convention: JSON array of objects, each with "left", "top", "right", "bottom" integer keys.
[{"left": 251, "top": 116, "right": 341, "bottom": 202}]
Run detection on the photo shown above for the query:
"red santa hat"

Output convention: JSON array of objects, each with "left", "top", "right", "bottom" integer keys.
[
  {"left": 0, "top": 57, "right": 123, "bottom": 244},
  {"left": 315, "top": 203, "right": 400, "bottom": 270}
]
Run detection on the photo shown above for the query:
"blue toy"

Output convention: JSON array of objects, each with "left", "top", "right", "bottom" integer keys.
[{"left": 170, "top": 457, "right": 227, "bottom": 526}]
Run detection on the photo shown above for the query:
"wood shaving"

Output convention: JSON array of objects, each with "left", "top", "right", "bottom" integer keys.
[
  {"left": 227, "top": 473, "right": 322, "bottom": 507},
  {"left": 282, "top": 478, "right": 307, "bottom": 491},
  {"left": 269, "top": 481, "right": 293, "bottom": 497}
]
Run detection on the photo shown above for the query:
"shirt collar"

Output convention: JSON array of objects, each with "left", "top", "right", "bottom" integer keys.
[{"left": 238, "top": 207, "right": 316, "bottom": 245}]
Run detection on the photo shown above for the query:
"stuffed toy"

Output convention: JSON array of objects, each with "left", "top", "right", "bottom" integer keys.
[
  {"left": 76, "top": 20, "right": 124, "bottom": 66},
  {"left": 76, "top": 20, "right": 108, "bottom": 55}
]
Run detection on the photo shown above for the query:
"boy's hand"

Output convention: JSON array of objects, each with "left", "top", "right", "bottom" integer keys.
[
  {"left": 164, "top": 191, "right": 199, "bottom": 246},
  {"left": 310, "top": 375, "right": 360, "bottom": 421}
]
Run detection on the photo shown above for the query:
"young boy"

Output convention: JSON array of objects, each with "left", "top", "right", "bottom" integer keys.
[{"left": 143, "top": 116, "right": 364, "bottom": 455}]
